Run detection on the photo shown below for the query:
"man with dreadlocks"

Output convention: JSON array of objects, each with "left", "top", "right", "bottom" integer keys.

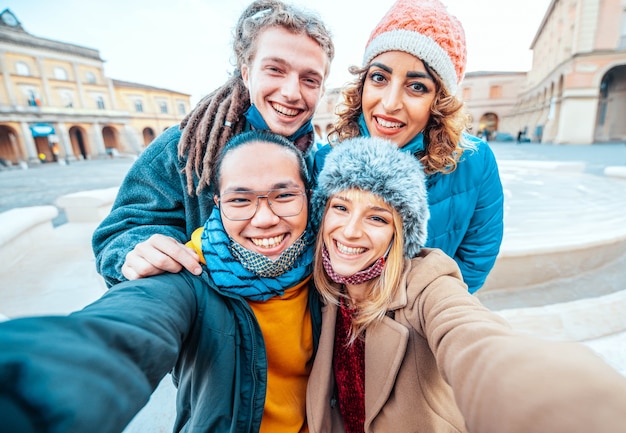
[{"left": 92, "top": 0, "right": 335, "bottom": 287}]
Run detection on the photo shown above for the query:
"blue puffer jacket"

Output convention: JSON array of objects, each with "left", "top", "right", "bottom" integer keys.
[
  {"left": 313, "top": 134, "right": 503, "bottom": 293},
  {"left": 0, "top": 269, "right": 322, "bottom": 433}
]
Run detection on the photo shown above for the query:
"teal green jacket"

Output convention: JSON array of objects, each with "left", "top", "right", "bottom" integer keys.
[
  {"left": 92, "top": 126, "right": 213, "bottom": 287},
  {"left": 92, "top": 126, "right": 318, "bottom": 288},
  {"left": 0, "top": 270, "right": 322, "bottom": 432}
]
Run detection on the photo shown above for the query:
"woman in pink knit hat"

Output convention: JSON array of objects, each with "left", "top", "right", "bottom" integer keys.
[{"left": 313, "top": 0, "right": 503, "bottom": 294}]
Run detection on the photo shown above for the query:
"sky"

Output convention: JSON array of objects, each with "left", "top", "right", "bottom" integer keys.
[{"left": 6, "top": 0, "right": 552, "bottom": 104}]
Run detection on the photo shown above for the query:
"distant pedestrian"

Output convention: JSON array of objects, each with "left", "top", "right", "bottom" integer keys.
[{"left": 51, "top": 143, "right": 60, "bottom": 161}]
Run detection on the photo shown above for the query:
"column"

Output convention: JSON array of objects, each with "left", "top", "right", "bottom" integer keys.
[
  {"left": 91, "top": 122, "right": 107, "bottom": 156},
  {"left": 0, "top": 50, "right": 17, "bottom": 105},
  {"left": 35, "top": 57, "right": 51, "bottom": 105},
  {"left": 71, "top": 62, "right": 86, "bottom": 109},
  {"left": 107, "top": 77, "right": 118, "bottom": 110},
  {"left": 55, "top": 121, "right": 75, "bottom": 160},
  {"left": 19, "top": 122, "right": 38, "bottom": 162}
]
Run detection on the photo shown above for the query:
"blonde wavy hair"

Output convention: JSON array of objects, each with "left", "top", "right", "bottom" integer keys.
[
  {"left": 313, "top": 190, "right": 406, "bottom": 345},
  {"left": 328, "top": 63, "right": 472, "bottom": 175}
]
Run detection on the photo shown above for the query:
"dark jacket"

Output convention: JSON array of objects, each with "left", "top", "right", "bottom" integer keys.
[{"left": 0, "top": 270, "right": 321, "bottom": 433}]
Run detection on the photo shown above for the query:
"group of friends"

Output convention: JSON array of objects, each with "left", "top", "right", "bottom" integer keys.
[{"left": 1, "top": 0, "right": 626, "bottom": 432}]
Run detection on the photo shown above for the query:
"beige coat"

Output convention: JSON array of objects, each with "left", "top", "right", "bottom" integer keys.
[{"left": 307, "top": 249, "right": 626, "bottom": 433}]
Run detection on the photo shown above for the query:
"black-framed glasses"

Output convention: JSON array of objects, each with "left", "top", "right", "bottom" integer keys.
[{"left": 218, "top": 188, "right": 306, "bottom": 221}]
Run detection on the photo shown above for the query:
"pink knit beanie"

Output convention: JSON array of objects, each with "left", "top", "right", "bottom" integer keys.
[{"left": 362, "top": 0, "right": 466, "bottom": 95}]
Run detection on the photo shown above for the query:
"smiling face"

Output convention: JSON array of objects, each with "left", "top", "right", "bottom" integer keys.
[
  {"left": 361, "top": 50, "right": 437, "bottom": 148},
  {"left": 322, "top": 189, "right": 395, "bottom": 294},
  {"left": 215, "top": 141, "right": 308, "bottom": 260},
  {"left": 241, "top": 26, "right": 329, "bottom": 138}
]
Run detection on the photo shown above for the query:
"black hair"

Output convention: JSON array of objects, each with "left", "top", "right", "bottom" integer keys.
[{"left": 212, "top": 130, "right": 311, "bottom": 193}]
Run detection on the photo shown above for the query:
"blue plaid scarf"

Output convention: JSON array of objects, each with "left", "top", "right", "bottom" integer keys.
[{"left": 201, "top": 207, "right": 314, "bottom": 301}]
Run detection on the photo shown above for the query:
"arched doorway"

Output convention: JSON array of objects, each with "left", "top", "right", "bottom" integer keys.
[
  {"left": 102, "top": 126, "right": 120, "bottom": 156},
  {"left": 478, "top": 113, "right": 499, "bottom": 141},
  {"left": 0, "top": 125, "right": 21, "bottom": 165},
  {"left": 596, "top": 65, "right": 626, "bottom": 142},
  {"left": 142, "top": 127, "right": 155, "bottom": 147},
  {"left": 69, "top": 126, "right": 89, "bottom": 160}
]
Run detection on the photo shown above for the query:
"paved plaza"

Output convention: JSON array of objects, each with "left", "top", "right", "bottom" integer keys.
[{"left": 1, "top": 140, "right": 626, "bottom": 432}]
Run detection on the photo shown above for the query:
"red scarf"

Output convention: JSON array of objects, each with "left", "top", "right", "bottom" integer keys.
[{"left": 333, "top": 299, "right": 365, "bottom": 433}]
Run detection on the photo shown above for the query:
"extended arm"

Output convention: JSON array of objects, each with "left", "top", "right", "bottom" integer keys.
[
  {"left": 0, "top": 271, "right": 200, "bottom": 433},
  {"left": 408, "top": 253, "right": 626, "bottom": 433}
]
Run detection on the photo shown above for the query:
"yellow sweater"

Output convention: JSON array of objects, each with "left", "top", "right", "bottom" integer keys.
[{"left": 186, "top": 227, "right": 312, "bottom": 432}]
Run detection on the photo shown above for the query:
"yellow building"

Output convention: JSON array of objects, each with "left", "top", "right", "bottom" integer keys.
[
  {"left": 511, "top": 0, "right": 626, "bottom": 144},
  {"left": 458, "top": 71, "right": 528, "bottom": 140},
  {"left": 0, "top": 8, "right": 190, "bottom": 165}
]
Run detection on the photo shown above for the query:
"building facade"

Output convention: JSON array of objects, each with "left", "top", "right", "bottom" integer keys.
[
  {"left": 457, "top": 71, "right": 528, "bottom": 140},
  {"left": 313, "top": 0, "right": 626, "bottom": 145},
  {"left": 312, "top": 87, "right": 341, "bottom": 143},
  {"left": 0, "top": 9, "right": 190, "bottom": 165},
  {"left": 508, "top": 0, "right": 626, "bottom": 144}
]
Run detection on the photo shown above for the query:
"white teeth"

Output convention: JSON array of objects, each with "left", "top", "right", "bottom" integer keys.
[
  {"left": 252, "top": 234, "right": 285, "bottom": 248},
  {"left": 376, "top": 117, "right": 403, "bottom": 128},
  {"left": 336, "top": 241, "right": 365, "bottom": 255},
  {"left": 272, "top": 103, "right": 299, "bottom": 117}
]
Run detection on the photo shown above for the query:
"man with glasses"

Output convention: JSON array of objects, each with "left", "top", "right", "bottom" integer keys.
[{"left": 0, "top": 131, "right": 320, "bottom": 433}]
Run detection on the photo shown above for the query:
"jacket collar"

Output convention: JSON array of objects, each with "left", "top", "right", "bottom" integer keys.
[{"left": 386, "top": 258, "right": 411, "bottom": 311}]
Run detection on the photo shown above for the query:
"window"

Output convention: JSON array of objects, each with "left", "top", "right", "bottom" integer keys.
[
  {"left": 60, "top": 90, "right": 74, "bottom": 108},
  {"left": 134, "top": 100, "right": 144, "bottom": 113},
  {"left": 178, "top": 102, "right": 186, "bottom": 115},
  {"left": 489, "top": 85, "right": 503, "bottom": 99},
  {"left": 53, "top": 67, "right": 68, "bottom": 80},
  {"left": 462, "top": 87, "right": 472, "bottom": 101},
  {"left": 16, "top": 61, "right": 30, "bottom": 76},
  {"left": 159, "top": 101, "right": 168, "bottom": 114},
  {"left": 96, "top": 96, "right": 105, "bottom": 110},
  {"left": 86, "top": 71, "right": 96, "bottom": 84}
]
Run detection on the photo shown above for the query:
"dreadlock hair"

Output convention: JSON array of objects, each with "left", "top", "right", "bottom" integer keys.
[
  {"left": 178, "top": 0, "right": 334, "bottom": 196},
  {"left": 328, "top": 63, "right": 472, "bottom": 175}
]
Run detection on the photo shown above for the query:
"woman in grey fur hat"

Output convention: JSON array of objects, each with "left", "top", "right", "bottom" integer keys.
[{"left": 306, "top": 136, "right": 626, "bottom": 433}]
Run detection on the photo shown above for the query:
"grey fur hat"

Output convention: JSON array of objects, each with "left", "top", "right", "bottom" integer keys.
[{"left": 311, "top": 136, "right": 429, "bottom": 258}]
